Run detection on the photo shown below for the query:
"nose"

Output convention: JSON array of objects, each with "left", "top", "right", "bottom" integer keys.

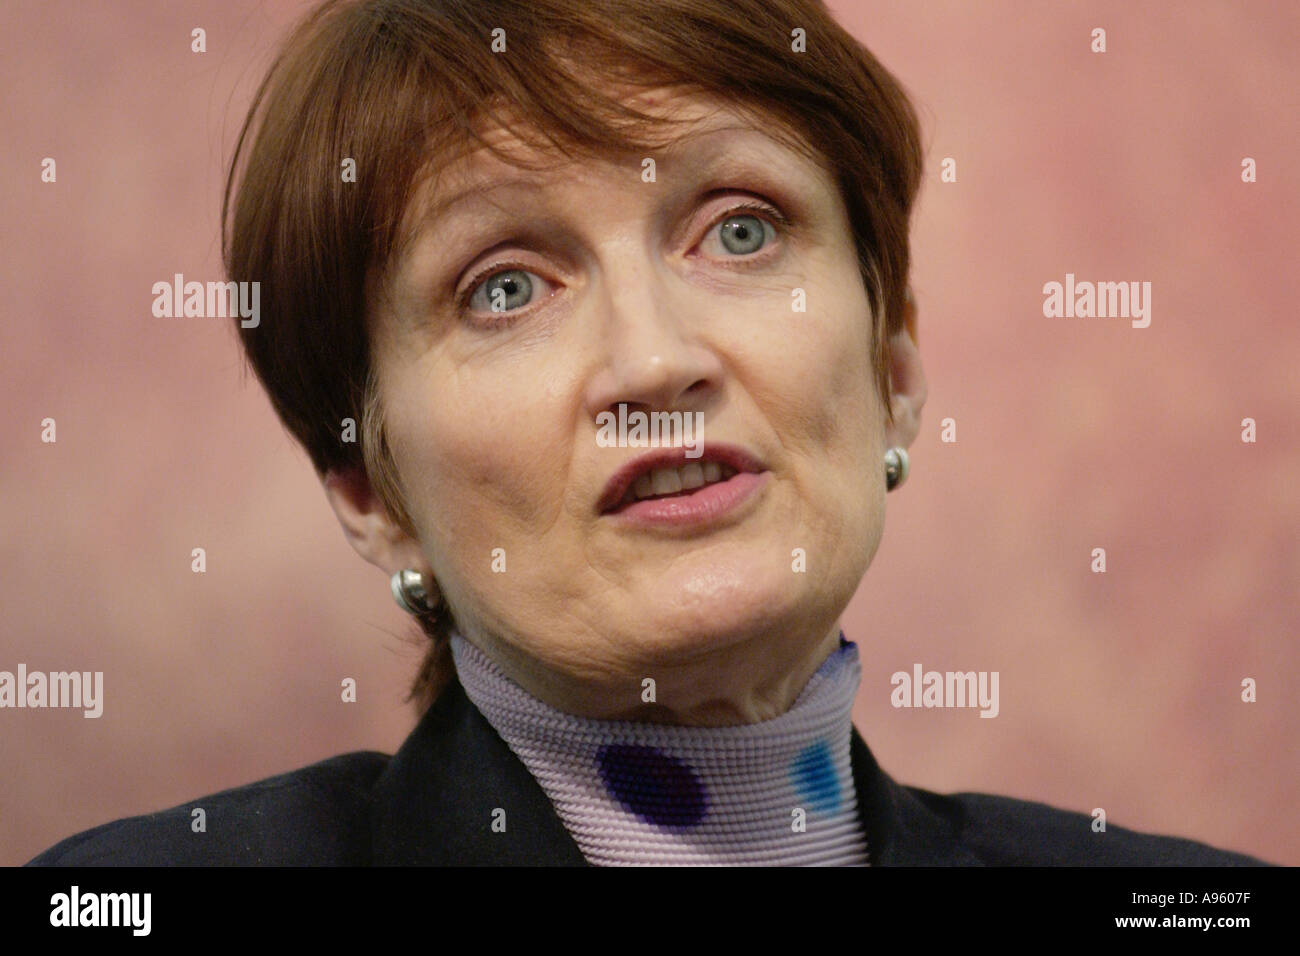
[{"left": 581, "top": 253, "right": 725, "bottom": 422}]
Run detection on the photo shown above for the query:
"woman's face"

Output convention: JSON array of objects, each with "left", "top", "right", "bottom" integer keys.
[{"left": 341, "top": 87, "right": 922, "bottom": 724}]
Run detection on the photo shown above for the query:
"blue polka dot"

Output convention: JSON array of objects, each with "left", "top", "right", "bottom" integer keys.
[
  {"left": 790, "top": 739, "right": 840, "bottom": 815},
  {"left": 596, "top": 744, "right": 707, "bottom": 828}
]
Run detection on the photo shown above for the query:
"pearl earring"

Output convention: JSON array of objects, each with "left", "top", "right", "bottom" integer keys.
[
  {"left": 884, "top": 446, "right": 909, "bottom": 492},
  {"left": 391, "top": 569, "right": 438, "bottom": 616}
]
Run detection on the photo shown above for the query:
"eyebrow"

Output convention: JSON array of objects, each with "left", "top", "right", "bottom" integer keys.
[
  {"left": 411, "top": 119, "right": 773, "bottom": 232},
  {"left": 419, "top": 173, "right": 550, "bottom": 226}
]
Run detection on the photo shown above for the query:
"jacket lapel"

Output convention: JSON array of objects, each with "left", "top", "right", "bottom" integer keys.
[
  {"left": 369, "top": 676, "right": 588, "bottom": 865},
  {"left": 850, "top": 728, "right": 984, "bottom": 865},
  {"left": 371, "top": 676, "right": 981, "bottom": 865}
]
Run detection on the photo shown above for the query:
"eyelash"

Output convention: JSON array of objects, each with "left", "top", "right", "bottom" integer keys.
[{"left": 453, "top": 199, "right": 791, "bottom": 320}]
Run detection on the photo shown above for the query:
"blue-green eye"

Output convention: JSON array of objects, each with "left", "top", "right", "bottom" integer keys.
[
  {"left": 467, "top": 268, "right": 535, "bottom": 313},
  {"left": 699, "top": 201, "right": 786, "bottom": 259},
  {"left": 717, "top": 214, "right": 769, "bottom": 255}
]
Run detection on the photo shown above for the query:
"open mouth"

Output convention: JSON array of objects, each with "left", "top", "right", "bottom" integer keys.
[{"left": 606, "top": 461, "right": 741, "bottom": 514}]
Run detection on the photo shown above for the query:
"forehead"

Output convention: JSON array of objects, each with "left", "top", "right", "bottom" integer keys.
[
  {"left": 402, "top": 88, "right": 817, "bottom": 236},
  {"left": 454, "top": 86, "right": 761, "bottom": 174}
]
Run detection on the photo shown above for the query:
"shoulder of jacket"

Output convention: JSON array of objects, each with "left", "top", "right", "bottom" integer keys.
[
  {"left": 924, "top": 789, "right": 1271, "bottom": 866},
  {"left": 25, "top": 750, "right": 391, "bottom": 866}
]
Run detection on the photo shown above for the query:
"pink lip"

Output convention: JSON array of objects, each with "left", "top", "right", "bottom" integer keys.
[
  {"left": 605, "top": 469, "right": 770, "bottom": 529},
  {"left": 596, "top": 442, "right": 768, "bottom": 516}
]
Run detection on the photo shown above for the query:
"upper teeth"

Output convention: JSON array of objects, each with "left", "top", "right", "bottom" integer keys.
[{"left": 628, "top": 461, "right": 736, "bottom": 503}]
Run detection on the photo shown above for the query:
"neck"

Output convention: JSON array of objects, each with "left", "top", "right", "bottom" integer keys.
[
  {"left": 456, "top": 620, "right": 845, "bottom": 726},
  {"left": 449, "top": 627, "right": 870, "bottom": 866}
]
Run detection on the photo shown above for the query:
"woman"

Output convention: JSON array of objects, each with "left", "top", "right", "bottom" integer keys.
[{"left": 28, "top": 0, "right": 1267, "bottom": 866}]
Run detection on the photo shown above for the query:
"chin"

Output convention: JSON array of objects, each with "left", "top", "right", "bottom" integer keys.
[{"left": 615, "top": 559, "right": 814, "bottom": 662}]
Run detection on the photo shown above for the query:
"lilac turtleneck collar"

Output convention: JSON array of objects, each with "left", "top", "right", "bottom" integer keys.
[{"left": 449, "top": 628, "right": 870, "bottom": 866}]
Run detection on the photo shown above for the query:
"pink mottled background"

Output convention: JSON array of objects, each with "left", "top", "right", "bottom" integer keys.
[{"left": 2, "top": 0, "right": 1296, "bottom": 866}]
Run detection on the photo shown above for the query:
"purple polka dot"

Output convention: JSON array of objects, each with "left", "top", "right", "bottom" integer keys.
[{"left": 596, "top": 744, "right": 707, "bottom": 828}]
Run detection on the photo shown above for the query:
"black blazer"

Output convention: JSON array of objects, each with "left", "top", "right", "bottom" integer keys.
[{"left": 27, "top": 676, "right": 1268, "bottom": 866}]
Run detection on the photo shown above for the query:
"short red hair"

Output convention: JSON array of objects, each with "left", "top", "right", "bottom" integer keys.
[{"left": 223, "top": 0, "right": 924, "bottom": 713}]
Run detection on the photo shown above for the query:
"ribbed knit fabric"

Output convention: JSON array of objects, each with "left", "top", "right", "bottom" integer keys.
[{"left": 449, "top": 628, "right": 870, "bottom": 866}]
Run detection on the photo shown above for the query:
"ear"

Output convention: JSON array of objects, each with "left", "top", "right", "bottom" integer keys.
[
  {"left": 883, "top": 287, "right": 926, "bottom": 449},
  {"left": 321, "top": 464, "right": 428, "bottom": 580}
]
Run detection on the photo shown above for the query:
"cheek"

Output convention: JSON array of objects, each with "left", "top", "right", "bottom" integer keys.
[
  {"left": 385, "top": 365, "right": 569, "bottom": 546},
  {"left": 747, "top": 271, "right": 880, "bottom": 459},
  {"left": 816, "top": 268, "right": 881, "bottom": 446},
  {"left": 753, "top": 274, "right": 884, "bottom": 572}
]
